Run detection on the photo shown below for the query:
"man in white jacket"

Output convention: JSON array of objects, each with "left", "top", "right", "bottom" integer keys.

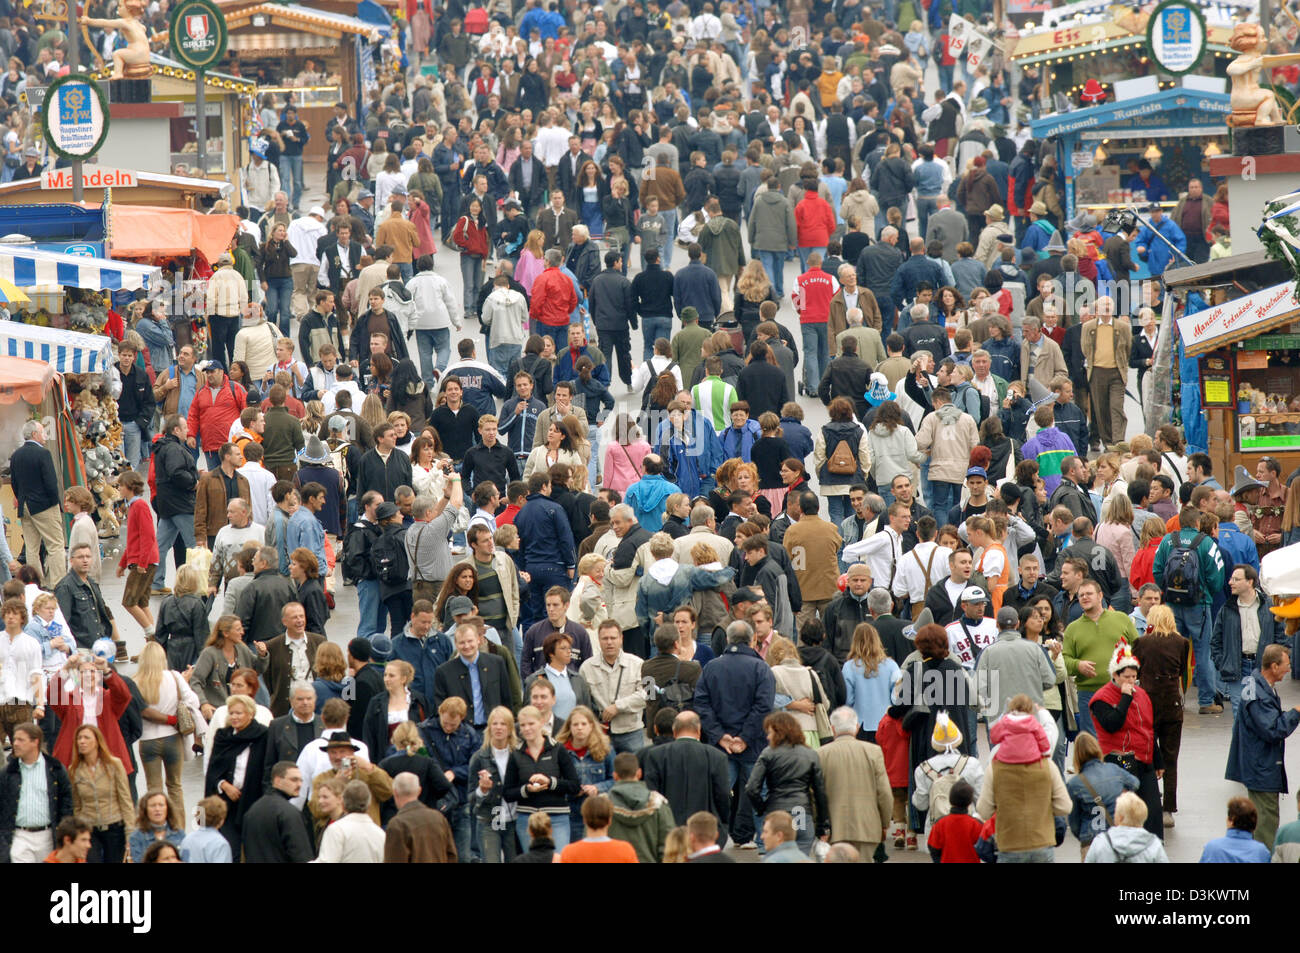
[
  {"left": 286, "top": 207, "right": 328, "bottom": 316},
  {"left": 243, "top": 150, "right": 281, "bottom": 214},
  {"left": 314, "top": 781, "right": 387, "bottom": 863},
  {"left": 407, "top": 255, "right": 461, "bottom": 388},
  {"left": 481, "top": 273, "right": 528, "bottom": 378}
]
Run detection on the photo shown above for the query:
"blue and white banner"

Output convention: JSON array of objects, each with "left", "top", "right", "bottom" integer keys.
[
  {"left": 0, "top": 246, "right": 161, "bottom": 291},
  {"left": 0, "top": 320, "right": 113, "bottom": 374}
]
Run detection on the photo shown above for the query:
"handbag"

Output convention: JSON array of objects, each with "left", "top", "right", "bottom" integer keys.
[
  {"left": 808, "top": 668, "right": 833, "bottom": 742},
  {"left": 1104, "top": 750, "right": 1140, "bottom": 775},
  {"left": 172, "top": 672, "right": 195, "bottom": 736}
]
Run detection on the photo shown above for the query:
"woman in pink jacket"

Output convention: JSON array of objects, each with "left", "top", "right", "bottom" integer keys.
[{"left": 602, "top": 413, "right": 651, "bottom": 494}]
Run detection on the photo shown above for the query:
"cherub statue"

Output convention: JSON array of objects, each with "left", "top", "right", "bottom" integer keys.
[
  {"left": 1227, "top": 21, "right": 1300, "bottom": 127},
  {"left": 80, "top": 0, "right": 152, "bottom": 79}
]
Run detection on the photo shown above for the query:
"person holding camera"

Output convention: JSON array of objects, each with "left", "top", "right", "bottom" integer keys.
[{"left": 309, "top": 733, "right": 394, "bottom": 828}]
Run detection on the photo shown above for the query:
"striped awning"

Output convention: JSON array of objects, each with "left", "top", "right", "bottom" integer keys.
[
  {"left": 0, "top": 247, "right": 162, "bottom": 291},
  {"left": 0, "top": 321, "right": 113, "bottom": 375}
]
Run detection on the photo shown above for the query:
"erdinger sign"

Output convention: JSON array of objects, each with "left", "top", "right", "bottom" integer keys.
[{"left": 1177, "top": 282, "right": 1300, "bottom": 355}]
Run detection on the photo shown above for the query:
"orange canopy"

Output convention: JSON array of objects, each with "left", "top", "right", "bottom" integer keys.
[
  {"left": 107, "top": 206, "right": 240, "bottom": 263},
  {"left": 0, "top": 355, "right": 55, "bottom": 405}
]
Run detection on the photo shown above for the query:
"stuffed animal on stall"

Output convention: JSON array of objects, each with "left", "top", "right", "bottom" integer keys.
[
  {"left": 67, "top": 302, "right": 97, "bottom": 333},
  {"left": 88, "top": 475, "right": 121, "bottom": 537}
]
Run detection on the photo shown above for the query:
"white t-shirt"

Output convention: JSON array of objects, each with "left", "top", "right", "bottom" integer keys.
[{"left": 946, "top": 616, "right": 999, "bottom": 670}]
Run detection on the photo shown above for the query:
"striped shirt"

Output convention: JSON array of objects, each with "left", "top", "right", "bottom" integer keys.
[
  {"left": 692, "top": 376, "right": 737, "bottom": 433},
  {"left": 16, "top": 755, "right": 49, "bottom": 828},
  {"left": 473, "top": 558, "right": 508, "bottom": 633}
]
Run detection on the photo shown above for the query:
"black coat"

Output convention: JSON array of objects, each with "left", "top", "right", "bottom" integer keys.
[
  {"left": 736, "top": 360, "right": 790, "bottom": 420},
  {"left": 363, "top": 689, "right": 432, "bottom": 760},
  {"left": 355, "top": 446, "right": 414, "bottom": 503},
  {"left": 822, "top": 591, "right": 874, "bottom": 664},
  {"left": 0, "top": 754, "right": 73, "bottom": 862},
  {"left": 117, "top": 362, "right": 155, "bottom": 430},
  {"left": 241, "top": 787, "right": 314, "bottom": 863},
  {"left": 237, "top": 570, "right": 302, "bottom": 644},
  {"left": 817, "top": 354, "right": 872, "bottom": 420},
  {"left": 379, "top": 751, "right": 452, "bottom": 823},
  {"left": 348, "top": 663, "right": 386, "bottom": 738},
  {"left": 264, "top": 713, "right": 323, "bottom": 786},
  {"left": 9, "top": 439, "right": 60, "bottom": 516},
  {"left": 590, "top": 268, "right": 637, "bottom": 332},
  {"left": 507, "top": 155, "right": 547, "bottom": 211},
  {"left": 799, "top": 644, "right": 847, "bottom": 709},
  {"left": 872, "top": 613, "right": 914, "bottom": 666},
  {"left": 432, "top": 654, "right": 513, "bottom": 722},
  {"left": 205, "top": 722, "right": 269, "bottom": 832},
  {"left": 152, "top": 433, "right": 198, "bottom": 518},
  {"left": 641, "top": 737, "right": 731, "bottom": 839}
]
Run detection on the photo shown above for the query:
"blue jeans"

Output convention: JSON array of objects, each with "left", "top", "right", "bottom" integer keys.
[
  {"left": 1076, "top": 688, "right": 1097, "bottom": 739},
  {"left": 801, "top": 322, "right": 828, "bottom": 391},
  {"left": 399, "top": 261, "right": 413, "bottom": 282},
  {"left": 1173, "top": 603, "right": 1220, "bottom": 705},
  {"left": 460, "top": 255, "right": 485, "bottom": 316},
  {"left": 153, "top": 514, "right": 195, "bottom": 590},
  {"left": 641, "top": 315, "right": 673, "bottom": 360},
  {"left": 415, "top": 328, "right": 451, "bottom": 385},
  {"left": 279, "top": 155, "right": 304, "bottom": 209},
  {"left": 658, "top": 210, "right": 678, "bottom": 268},
  {"left": 1000, "top": 847, "right": 1055, "bottom": 863},
  {"left": 357, "top": 578, "right": 388, "bottom": 638},
  {"left": 488, "top": 342, "right": 516, "bottom": 378},
  {"left": 448, "top": 802, "right": 472, "bottom": 863},
  {"left": 516, "top": 812, "right": 570, "bottom": 851},
  {"left": 727, "top": 751, "right": 759, "bottom": 844},
  {"left": 122, "top": 421, "right": 150, "bottom": 471},
  {"left": 264, "top": 276, "right": 294, "bottom": 336},
  {"left": 478, "top": 811, "right": 519, "bottom": 862},
  {"left": 757, "top": 250, "right": 786, "bottom": 298},
  {"left": 797, "top": 245, "right": 826, "bottom": 274},
  {"left": 826, "top": 494, "right": 851, "bottom": 528},
  {"left": 928, "top": 480, "right": 961, "bottom": 519},
  {"left": 916, "top": 196, "right": 939, "bottom": 238},
  {"left": 612, "top": 729, "right": 646, "bottom": 754},
  {"left": 937, "top": 64, "right": 955, "bottom": 94},
  {"left": 1227, "top": 655, "right": 1257, "bottom": 718}
]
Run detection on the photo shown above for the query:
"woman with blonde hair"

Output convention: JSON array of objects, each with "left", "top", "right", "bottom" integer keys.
[
  {"left": 304, "top": 399, "right": 327, "bottom": 436},
  {"left": 201, "top": 668, "right": 273, "bottom": 763},
  {"left": 663, "top": 826, "right": 691, "bottom": 863},
  {"left": 189, "top": 615, "right": 269, "bottom": 719},
  {"left": 69, "top": 723, "right": 134, "bottom": 862},
  {"left": 310, "top": 775, "right": 347, "bottom": 849},
  {"left": 735, "top": 260, "right": 776, "bottom": 341},
  {"left": 843, "top": 622, "right": 900, "bottom": 741},
  {"left": 378, "top": 720, "right": 453, "bottom": 825},
  {"left": 515, "top": 229, "right": 547, "bottom": 293},
  {"left": 204, "top": 693, "right": 268, "bottom": 858},
  {"left": 505, "top": 704, "right": 581, "bottom": 849},
  {"left": 137, "top": 640, "right": 205, "bottom": 818},
  {"left": 1093, "top": 452, "right": 1128, "bottom": 520},
  {"left": 153, "top": 563, "right": 209, "bottom": 671},
  {"left": 1132, "top": 603, "right": 1189, "bottom": 826},
  {"left": 568, "top": 553, "right": 608, "bottom": 634},
  {"left": 1083, "top": 791, "right": 1169, "bottom": 863},
  {"left": 767, "top": 636, "right": 826, "bottom": 747},
  {"left": 469, "top": 705, "right": 522, "bottom": 861},
  {"left": 602, "top": 412, "right": 651, "bottom": 494},
  {"left": 1096, "top": 492, "right": 1137, "bottom": 598},
  {"left": 556, "top": 704, "right": 614, "bottom": 836},
  {"left": 967, "top": 515, "right": 1009, "bottom": 612},
  {"left": 362, "top": 658, "right": 431, "bottom": 759},
  {"left": 359, "top": 391, "right": 388, "bottom": 433}
]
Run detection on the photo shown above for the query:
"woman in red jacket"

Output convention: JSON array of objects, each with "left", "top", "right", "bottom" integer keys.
[
  {"left": 452, "top": 196, "right": 490, "bottom": 321},
  {"left": 795, "top": 186, "right": 836, "bottom": 272},
  {"left": 51, "top": 652, "right": 133, "bottom": 775},
  {"left": 1089, "top": 640, "right": 1163, "bottom": 839},
  {"left": 1128, "top": 515, "right": 1167, "bottom": 592}
]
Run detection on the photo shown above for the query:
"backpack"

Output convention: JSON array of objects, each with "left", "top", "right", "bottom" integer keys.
[
  {"left": 640, "top": 358, "right": 678, "bottom": 411},
  {"left": 369, "top": 527, "right": 409, "bottom": 586},
  {"left": 657, "top": 658, "right": 695, "bottom": 712},
  {"left": 1160, "top": 531, "right": 1206, "bottom": 605},
  {"left": 922, "top": 754, "right": 970, "bottom": 824},
  {"left": 827, "top": 438, "right": 857, "bottom": 475},
  {"left": 342, "top": 522, "right": 381, "bottom": 583}
]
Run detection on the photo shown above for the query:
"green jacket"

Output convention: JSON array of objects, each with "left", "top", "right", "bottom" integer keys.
[
  {"left": 607, "top": 780, "right": 675, "bottom": 863},
  {"left": 1063, "top": 609, "right": 1139, "bottom": 693},
  {"left": 261, "top": 405, "right": 305, "bottom": 467},
  {"left": 672, "top": 323, "right": 712, "bottom": 386},
  {"left": 1151, "top": 527, "right": 1225, "bottom": 607}
]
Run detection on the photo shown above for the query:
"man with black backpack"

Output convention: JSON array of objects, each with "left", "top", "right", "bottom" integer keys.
[
  {"left": 344, "top": 490, "right": 388, "bottom": 640},
  {"left": 1152, "top": 506, "right": 1226, "bottom": 715},
  {"left": 370, "top": 501, "right": 413, "bottom": 639}
]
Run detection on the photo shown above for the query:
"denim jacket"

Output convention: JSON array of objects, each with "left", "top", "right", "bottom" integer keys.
[{"left": 1066, "top": 758, "right": 1139, "bottom": 844}]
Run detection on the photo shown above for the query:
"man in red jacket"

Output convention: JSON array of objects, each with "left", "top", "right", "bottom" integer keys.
[
  {"left": 794, "top": 252, "right": 836, "bottom": 397},
  {"left": 527, "top": 248, "right": 578, "bottom": 347},
  {"left": 187, "top": 360, "right": 248, "bottom": 470},
  {"left": 795, "top": 187, "right": 836, "bottom": 273}
]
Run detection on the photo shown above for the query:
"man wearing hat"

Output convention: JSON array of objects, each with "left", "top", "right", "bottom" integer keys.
[
  {"left": 945, "top": 586, "right": 998, "bottom": 670},
  {"left": 309, "top": 734, "right": 394, "bottom": 827},
  {"left": 287, "top": 207, "right": 329, "bottom": 317},
  {"left": 974, "top": 204, "right": 1008, "bottom": 270},
  {"left": 1021, "top": 201, "right": 1061, "bottom": 260},
  {"left": 977, "top": 605, "right": 1057, "bottom": 720}
]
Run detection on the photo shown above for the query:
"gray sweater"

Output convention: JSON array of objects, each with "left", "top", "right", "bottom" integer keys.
[{"left": 974, "top": 629, "right": 1056, "bottom": 718}]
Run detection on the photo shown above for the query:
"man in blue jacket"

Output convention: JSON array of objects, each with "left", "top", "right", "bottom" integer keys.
[
  {"left": 1134, "top": 205, "right": 1187, "bottom": 277},
  {"left": 1199, "top": 797, "right": 1272, "bottom": 862},
  {"left": 554, "top": 324, "right": 611, "bottom": 388},
  {"left": 1225, "top": 643, "right": 1300, "bottom": 850},
  {"left": 498, "top": 371, "right": 548, "bottom": 465},
  {"left": 513, "top": 472, "right": 576, "bottom": 629},
  {"left": 694, "top": 620, "right": 774, "bottom": 850},
  {"left": 623, "top": 454, "right": 682, "bottom": 532},
  {"left": 1153, "top": 507, "right": 1226, "bottom": 714},
  {"left": 672, "top": 243, "right": 722, "bottom": 329},
  {"left": 1212, "top": 564, "right": 1282, "bottom": 718},
  {"left": 392, "top": 600, "right": 453, "bottom": 699}
]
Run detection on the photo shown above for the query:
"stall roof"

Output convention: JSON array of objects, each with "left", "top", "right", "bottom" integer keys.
[
  {"left": 107, "top": 206, "right": 240, "bottom": 263},
  {"left": 1164, "top": 250, "right": 1285, "bottom": 288},
  {"left": 90, "top": 54, "right": 257, "bottom": 94},
  {"left": 0, "top": 355, "right": 56, "bottom": 404},
  {"left": 0, "top": 205, "right": 103, "bottom": 242},
  {"left": 0, "top": 323, "right": 112, "bottom": 377},
  {"left": 0, "top": 247, "right": 162, "bottom": 292},
  {"left": 1028, "top": 87, "right": 1231, "bottom": 139},
  {"left": 0, "top": 170, "right": 229, "bottom": 202},
  {"left": 224, "top": 3, "right": 389, "bottom": 36},
  {"left": 1176, "top": 281, "right": 1300, "bottom": 356}
]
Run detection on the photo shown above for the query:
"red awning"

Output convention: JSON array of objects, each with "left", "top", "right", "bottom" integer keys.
[{"left": 0, "top": 355, "right": 55, "bottom": 405}]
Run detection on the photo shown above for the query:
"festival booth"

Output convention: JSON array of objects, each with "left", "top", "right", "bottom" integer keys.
[
  {"left": 1161, "top": 250, "right": 1300, "bottom": 479},
  {"left": 0, "top": 169, "right": 230, "bottom": 210},
  {"left": 1028, "top": 77, "right": 1231, "bottom": 225}
]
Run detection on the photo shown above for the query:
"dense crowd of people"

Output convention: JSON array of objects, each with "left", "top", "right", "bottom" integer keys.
[{"left": 3, "top": 0, "right": 1297, "bottom": 865}]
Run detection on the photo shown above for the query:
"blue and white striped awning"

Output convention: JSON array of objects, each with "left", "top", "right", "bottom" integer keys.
[
  {"left": 0, "top": 320, "right": 113, "bottom": 374},
  {"left": 0, "top": 246, "right": 162, "bottom": 291}
]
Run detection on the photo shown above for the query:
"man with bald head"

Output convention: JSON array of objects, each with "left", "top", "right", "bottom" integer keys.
[{"left": 641, "top": 710, "right": 732, "bottom": 837}]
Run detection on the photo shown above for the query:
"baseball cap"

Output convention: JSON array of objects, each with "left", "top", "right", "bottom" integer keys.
[
  {"left": 966, "top": 466, "right": 988, "bottom": 479},
  {"left": 448, "top": 595, "right": 475, "bottom": 616},
  {"left": 199, "top": 359, "right": 224, "bottom": 372},
  {"left": 960, "top": 586, "right": 987, "bottom": 603},
  {"left": 996, "top": 606, "right": 1020, "bottom": 630}
]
